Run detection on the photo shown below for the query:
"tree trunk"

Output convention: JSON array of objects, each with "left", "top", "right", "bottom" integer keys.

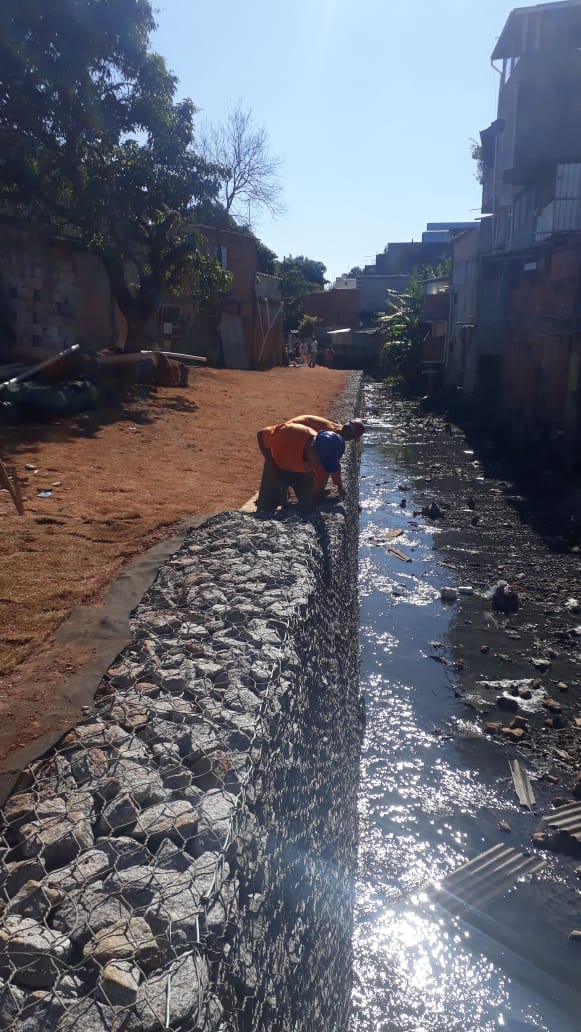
[
  {"left": 123, "top": 307, "right": 148, "bottom": 354},
  {"left": 101, "top": 254, "right": 154, "bottom": 354}
]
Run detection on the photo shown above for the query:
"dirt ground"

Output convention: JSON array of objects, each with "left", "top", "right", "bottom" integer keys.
[{"left": 0, "top": 366, "right": 346, "bottom": 768}]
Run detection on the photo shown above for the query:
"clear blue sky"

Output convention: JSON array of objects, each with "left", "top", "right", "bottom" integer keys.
[{"left": 153, "top": 0, "right": 518, "bottom": 281}]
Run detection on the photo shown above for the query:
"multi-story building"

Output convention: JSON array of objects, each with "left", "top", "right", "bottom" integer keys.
[{"left": 447, "top": 0, "right": 581, "bottom": 460}]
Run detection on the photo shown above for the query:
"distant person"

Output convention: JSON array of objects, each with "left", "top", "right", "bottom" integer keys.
[
  {"left": 325, "top": 345, "right": 335, "bottom": 367},
  {"left": 309, "top": 338, "right": 318, "bottom": 367},
  {"left": 299, "top": 339, "right": 308, "bottom": 366},
  {"left": 256, "top": 420, "right": 345, "bottom": 513}
]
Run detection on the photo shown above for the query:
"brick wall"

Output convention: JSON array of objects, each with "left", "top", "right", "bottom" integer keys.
[
  {"left": 302, "top": 288, "right": 360, "bottom": 328},
  {"left": 0, "top": 222, "right": 118, "bottom": 365}
]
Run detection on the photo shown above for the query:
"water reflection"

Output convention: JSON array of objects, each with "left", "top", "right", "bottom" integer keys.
[{"left": 351, "top": 386, "right": 578, "bottom": 1032}]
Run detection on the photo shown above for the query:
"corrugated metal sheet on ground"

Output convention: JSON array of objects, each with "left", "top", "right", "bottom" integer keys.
[
  {"left": 509, "top": 759, "right": 536, "bottom": 809},
  {"left": 542, "top": 802, "right": 581, "bottom": 842},
  {"left": 427, "top": 845, "right": 546, "bottom": 915}
]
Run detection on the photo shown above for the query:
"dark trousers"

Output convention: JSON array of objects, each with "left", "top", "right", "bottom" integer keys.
[{"left": 256, "top": 456, "right": 317, "bottom": 513}]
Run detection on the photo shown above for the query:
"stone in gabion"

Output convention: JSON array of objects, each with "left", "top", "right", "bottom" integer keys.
[
  {"left": 135, "top": 953, "right": 209, "bottom": 1032},
  {"left": 99, "top": 959, "right": 141, "bottom": 1007},
  {"left": 0, "top": 914, "right": 71, "bottom": 988}
]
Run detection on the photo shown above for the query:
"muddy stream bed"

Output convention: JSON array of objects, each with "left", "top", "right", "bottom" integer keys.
[{"left": 351, "top": 383, "right": 581, "bottom": 1031}]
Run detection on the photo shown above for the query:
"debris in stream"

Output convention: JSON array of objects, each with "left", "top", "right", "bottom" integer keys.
[
  {"left": 509, "top": 759, "right": 536, "bottom": 808},
  {"left": 502, "top": 726, "right": 526, "bottom": 740},
  {"left": 543, "top": 697, "right": 563, "bottom": 714},
  {"left": 540, "top": 800, "right": 581, "bottom": 843},
  {"left": 440, "top": 587, "right": 457, "bottom": 602},
  {"left": 423, "top": 500, "right": 444, "bottom": 520},
  {"left": 491, "top": 580, "right": 520, "bottom": 614},
  {"left": 388, "top": 547, "right": 412, "bottom": 563},
  {"left": 565, "top": 598, "right": 580, "bottom": 613},
  {"left": 498, "top": 820, "right": 511, "bottom": 833},
  {"left": 531, "top": 657, "right": 552, "bottom": 672},
  {"left": 545, "top": 716, "right": 567, "bottom": 729},
  {"left": 497, "top": 695, "right": 521, "bottom": 712},
  {"left": 431, "top": 844, "right": 546, "bottom": 913},
  {"left": 568, "top": 930, "right": 581, "bottom": 942}
]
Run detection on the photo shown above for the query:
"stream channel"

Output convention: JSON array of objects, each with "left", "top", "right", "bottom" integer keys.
[{"left": 350, "top": 383, "right": 581, "bottom": 1032}]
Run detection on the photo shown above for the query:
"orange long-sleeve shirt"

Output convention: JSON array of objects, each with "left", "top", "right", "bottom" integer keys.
[{"left": 259, "top": 421, "right": 319, "bottom": 474}]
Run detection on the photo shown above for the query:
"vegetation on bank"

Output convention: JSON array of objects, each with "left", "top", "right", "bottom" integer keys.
[{"left": 378, "top": 261, "right": 451, "bottom": 388}]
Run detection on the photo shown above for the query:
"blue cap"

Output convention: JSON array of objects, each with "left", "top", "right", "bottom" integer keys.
[{"left": 314, "top": 430, "right": 345, "bottom": 473}]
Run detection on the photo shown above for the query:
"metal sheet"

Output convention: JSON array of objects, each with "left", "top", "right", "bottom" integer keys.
[
  {"left": 509, "top": 759, "right": 536, "bottom": 809},
  {"left": 542, "top": 802, "right": 581, "bottom": 842},
  {"left": 219, "top": 313, "right": 249, "bottom": 370},
  {"left": 429, "top": 845, "right": 547, "bottom": 914},
  {"left": 556, "top": 162, "right": 581, "bottom": 200},
  {"left": 553, "top": 198, "right": 581, "bottom": 232}
]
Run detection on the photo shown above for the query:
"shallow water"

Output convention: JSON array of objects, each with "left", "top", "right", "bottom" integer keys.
[{"left": 351, "top": 384, "right": 580, "bottom": 1032}]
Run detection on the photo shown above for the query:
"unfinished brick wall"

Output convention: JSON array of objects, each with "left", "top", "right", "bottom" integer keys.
[{"left": 0, "top": 222, "right": 117, "bottom": 365}]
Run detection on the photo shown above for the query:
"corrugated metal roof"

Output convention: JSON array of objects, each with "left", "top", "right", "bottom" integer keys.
[{"left": 492, "top": 2, "right": 581, "bottom": 61}]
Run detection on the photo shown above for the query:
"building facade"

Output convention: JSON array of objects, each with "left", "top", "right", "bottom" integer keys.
[{"left": 444, "top": 1, "right": 581, "bottom": 462}]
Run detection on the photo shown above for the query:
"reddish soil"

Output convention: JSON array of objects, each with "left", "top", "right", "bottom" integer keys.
[{"left": 0, "top": 366, "right": 346, "bottom": 767}]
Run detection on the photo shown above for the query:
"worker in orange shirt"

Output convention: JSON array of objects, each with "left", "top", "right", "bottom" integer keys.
[
  {"left": 288, "top": 415, "right": 365, "bottom": 497},
  {"left": 256, "top": 420, "right": 345, "bottom": 513}
]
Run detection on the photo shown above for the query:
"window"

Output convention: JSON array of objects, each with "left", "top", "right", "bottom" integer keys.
[{"left": 218, "top": 245, "right": 228, "bottom": 270}]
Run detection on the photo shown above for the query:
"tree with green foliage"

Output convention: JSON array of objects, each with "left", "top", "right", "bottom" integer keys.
[
  {"left": 470, "top": 139, "right": 486, "bottom": 185},
  {"left": 276, "top": 255, "right": 328, "bottom": 332},
  {"left": 0, "top": 0, "right": 230, "bottom": 351},
  {"left": 282, "top": 255, "right": 328, "bottom": 289},
  {"left": 297, "top": 314, "right": 320, "bottom": 339},
  {"left": 377, "top": 272, "right": 428, "bottom": 386}
]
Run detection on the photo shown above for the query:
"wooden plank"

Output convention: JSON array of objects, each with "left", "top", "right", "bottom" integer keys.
[{"left": 0, "top": 460, "right": 24, "bottom": 515}]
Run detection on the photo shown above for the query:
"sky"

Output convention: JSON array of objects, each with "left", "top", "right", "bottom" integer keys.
[{"left": 152, "top": 0, "right": 521, "bottom": 282}]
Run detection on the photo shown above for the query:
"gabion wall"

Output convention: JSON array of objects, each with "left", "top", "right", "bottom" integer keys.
[{"left": 0, "top": 425, "right": 362, "bottom": 1030}]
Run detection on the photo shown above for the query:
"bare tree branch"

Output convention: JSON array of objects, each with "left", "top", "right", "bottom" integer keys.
[{"left": 199, "top": 100, "right": 285, "bottom": 223}]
